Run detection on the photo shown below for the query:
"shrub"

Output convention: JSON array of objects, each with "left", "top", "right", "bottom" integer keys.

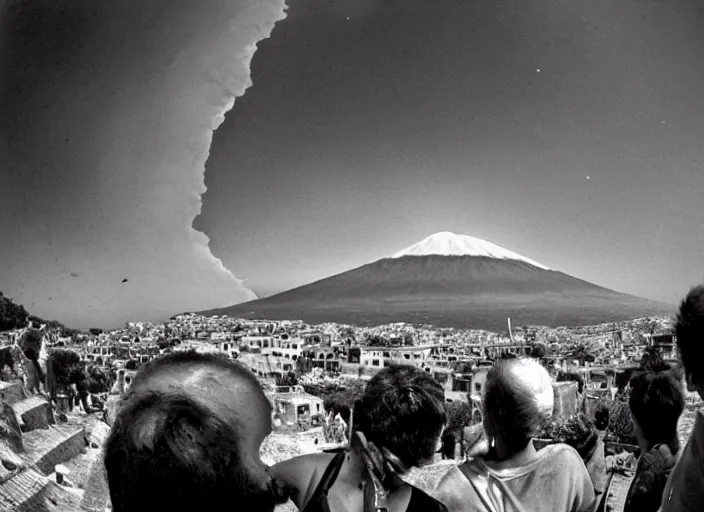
[
  {"left": 639, "top": 345, "right": 668, "bottom": 372},
  {"left": 607, "top": 399, "right": 636, "bottom": 445},
  {"left": 538, "top": 414, "right": 599, "bottom": 458},
  {"left": 302, "top": 379, "right": 366, "bottom": 421},
  {"left": 529, "top": 343, "right": 547, "bottom": 359},
  {"left": 445, "top": 400, "right": 472, "bottom": 440}
]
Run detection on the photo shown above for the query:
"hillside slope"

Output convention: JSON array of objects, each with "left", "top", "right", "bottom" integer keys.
[{"left": 201, "top": 256, "right": 673, "bottom": 329}]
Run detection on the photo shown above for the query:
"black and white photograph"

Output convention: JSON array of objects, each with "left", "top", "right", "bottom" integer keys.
[{"left": 1, "top": 1, "right": 704, "bottom": 511}]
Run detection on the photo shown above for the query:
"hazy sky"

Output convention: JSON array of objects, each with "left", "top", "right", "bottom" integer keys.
[
  {"left": 199, "top": 0, "right": 704, "bottom": 304},
  {"left": 2, "top": 0, "right": 704, "bottom": 329}
]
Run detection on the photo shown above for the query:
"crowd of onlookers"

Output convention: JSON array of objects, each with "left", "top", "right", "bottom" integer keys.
[{"left": 100, "top": 285, "right": 704, "bottom": 512}]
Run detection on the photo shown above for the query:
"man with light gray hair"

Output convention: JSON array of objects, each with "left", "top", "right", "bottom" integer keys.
[{"left": 434, "top": 357, "right": 595, "bottom": 512}]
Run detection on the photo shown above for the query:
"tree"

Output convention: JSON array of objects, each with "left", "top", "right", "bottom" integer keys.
[
  {"left": 446, "top": 401, "right": 472, "bottom": 435},
  {"left": 529, "top": 343, "right": 547, "bottom": 359},
  {"left": 61, "top": 327, "right": 80, "bottom": 338},
  {"left": 523, "top": 328, "right": 537, "bottom": 343},
  {"left": 340, "top": 327, "right": 356, "bottom": 344},
  {"left": 444, "top": 400, "right": 473, "bottom": 458},
  {"left": 303, "top": 380, "right": 366, "bottom": 418},
  {"left": 86, "top": 364, "right": 111, "bottom": 394},
  {"left": 365, "top": 334, "right": 384, "bottom": 346},
  {"left": 0, "top": 291, "right": 29, "bottom": 331},
  {"left": 607, "top": 400, "right": 636, "bottom": 445},
  {"left": 570, "top": 343, "right": 597, "bottom": 365},
  {"left": 124, "top": 360, "right": 139, "bottom": 370},
  {"left": 89, "top": 328, "right": 103, "bottom": 336},
  {"left": 452, "top": 361, "right": 473, "bottom": 374},
  {"left": 639, "top": 345, "right": 669, "bottom": 372}
]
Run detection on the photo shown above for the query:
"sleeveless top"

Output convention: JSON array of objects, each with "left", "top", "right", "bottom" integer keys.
[{"left": 301, "top": 451, "right": 448, "bottom": 512}]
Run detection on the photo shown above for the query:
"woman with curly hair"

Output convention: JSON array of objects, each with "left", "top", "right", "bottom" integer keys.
[{"left": 271, "top": 364, "right": 448, "bottom": 512}]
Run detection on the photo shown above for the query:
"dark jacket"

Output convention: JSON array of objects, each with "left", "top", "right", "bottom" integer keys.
[{"left": 624, "top": 443, "right": 678, "bottom": 512}]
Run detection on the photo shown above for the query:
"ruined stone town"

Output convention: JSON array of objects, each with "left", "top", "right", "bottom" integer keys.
[{"left": 0, "top": 309, "right": 699, "bottom": 511}]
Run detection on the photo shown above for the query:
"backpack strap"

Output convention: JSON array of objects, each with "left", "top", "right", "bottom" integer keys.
[{"left": 595, "top": 470, "right": 616, "bottom": 512}]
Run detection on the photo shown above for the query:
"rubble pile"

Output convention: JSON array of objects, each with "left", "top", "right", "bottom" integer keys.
[{"left": 0, "top": 342, "right": 89, "bottom": 511}]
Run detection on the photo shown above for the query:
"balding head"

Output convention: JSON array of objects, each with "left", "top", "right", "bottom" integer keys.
[
  {"left": 482, "top": 358, "right": 554, "bottom": 456},
  {"left": 128, "top": 351, "right": 267, "bottom": 425},
  {"left": 104, "top": 350, "right": 286, "bottom": 512}
]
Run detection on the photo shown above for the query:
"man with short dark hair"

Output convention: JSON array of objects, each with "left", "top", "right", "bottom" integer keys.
[
  {"left": 103, "top": 350, "right": 289, "bottom": 512},
  {"left": 658, "top": 285, "right": 704, "bottom": 512}
]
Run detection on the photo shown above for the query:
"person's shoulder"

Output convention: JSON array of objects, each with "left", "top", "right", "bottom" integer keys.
[
  {"left": 432, "top": 462, "right": 477, "bottom": 511},
  {"left": 410, "top": 485, "right": 450, "bottom": 512},
  {"left": 539, "top": 443, "right": 590, "bottom": 475},
  {"left": 542, "top": 442, "right": 584, "bottom": 461},
  {"left": 270, "top": 452, "right": 337, "bottom": 480},
  {"left": 270, "top": 452, "right": 339, "bottom": 508},
  {"left": 435, "top": 461, "right": 472, "bottom": 489}
]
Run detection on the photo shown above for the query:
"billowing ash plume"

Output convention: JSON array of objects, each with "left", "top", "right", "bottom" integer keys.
[{"left": 0, "top": 0, "right": 286, "bottom": 329}]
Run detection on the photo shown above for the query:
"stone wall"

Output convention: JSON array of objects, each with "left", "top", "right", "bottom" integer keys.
[
  {"left": 584, "top": 388, "right": 611, "bottom": 421},
  {"left": 552, "top": 381, "right": 579, "bottom": 419},
  {"left": 339, "top": 362, "right": 380, "bottom": 379},
  {"left": 0, "top": 398, "right": 24, "bottom": 482}
]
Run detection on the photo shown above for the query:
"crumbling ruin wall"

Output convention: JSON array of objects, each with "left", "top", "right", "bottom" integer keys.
[
  {"left": 552, "top": 381, "right": 579, "bottom": 420},
  {"left": 340, "top": 362, "right": 381, "bottom": 378},
  {"left": 0, "top": 398, "right": 25, "bottom": 483},
  {"left": 584, "top": 388, "right": 612, "bottom": 421},
  {"left": 0, "top": 344, "right": 34, "bottom": 394},
  {"left": 18, "top": 328, "right": 49, "bottom": 389}
]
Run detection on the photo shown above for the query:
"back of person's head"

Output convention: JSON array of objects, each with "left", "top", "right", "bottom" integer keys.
[
  {"left": 676, "top": 285, "right": 704, "bottom": 387},
  {"left": 629, "top": 370, "right": 685, "bottom": 450},
  {"left": 483, "top": 357, "right": 554, "bottom": 455},
  {"left": 354, "top": 364, "right": 446, "bottom": 469},
  {"left": 104, "top": 350, "right": 286, "bottom": 512}
]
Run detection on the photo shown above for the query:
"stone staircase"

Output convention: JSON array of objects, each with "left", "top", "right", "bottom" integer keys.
[{"left": 0, "top": 379, "right": 89, "bottom": 511}]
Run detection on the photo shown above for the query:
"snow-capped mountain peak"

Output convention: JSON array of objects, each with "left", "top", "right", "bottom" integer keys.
[{"left": 391, "top": 231, "right": 550, "bottom": 270}]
